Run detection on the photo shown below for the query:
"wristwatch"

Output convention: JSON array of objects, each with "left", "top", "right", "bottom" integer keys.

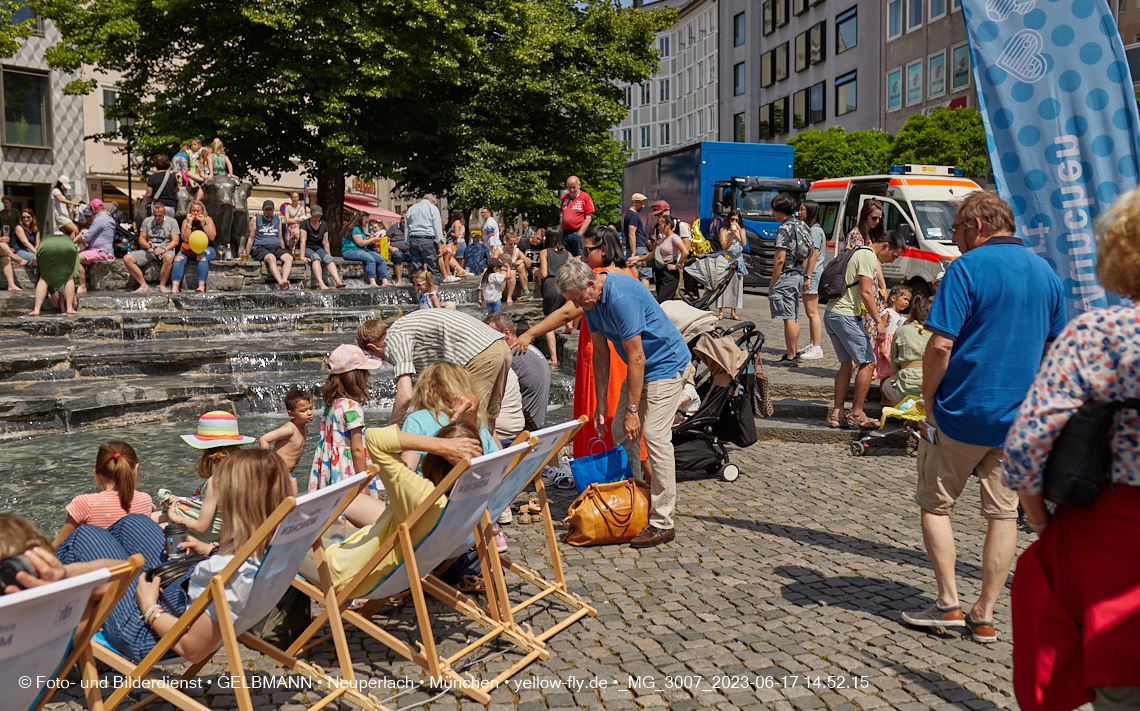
[{"left": 626, "top": 404, "right": 639, "bottom": 413}]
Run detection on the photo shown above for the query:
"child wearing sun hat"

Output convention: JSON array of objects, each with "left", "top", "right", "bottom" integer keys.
[{"left": 154, "top": 410, "right": 255, "bottom": 542}]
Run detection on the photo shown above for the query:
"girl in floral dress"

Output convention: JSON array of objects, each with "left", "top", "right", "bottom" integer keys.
[{"left": 310, "top": 344, "right": 386, "bottom": 526}]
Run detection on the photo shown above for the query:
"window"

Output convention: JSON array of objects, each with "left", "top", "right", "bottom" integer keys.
[
  {"left": 772, "top": 96, "right": 789, "bottom": 135},
  {"left": 734, "top": 112, "right": 746, "bottom": 142},
  {"left": 623, "top": 86, "right": 632, "bottom": 107},
  {"left": 697, "top": 61, "right": 704, "bottom": 88},
  {"left": 2, "top": 68, "right": 51, "bottom": 148},
  {"left": 793, "top": 90, "right": 807, "bottom": 129},
  {"left": 698, "top": 109, "right": 705, "bottom": 135},
  {"left": 951, "top": 42, "right": 971, "bottom": 90},
  {"left": 699, "top": 14, "right": 707, "bottom": 37},
  {"left": 688, "top": 24, "right": 695, "bottom": 46},
  {"left": 709, "top": 106, "right": 716, "bottom": 131},
  {"left": 677, "top": 119, "right": 683, "bottom": 143},
  {"left": 835, "top": 71, "right": 857, "bottom": 115},
  {"left": 734, "top": 62, "right": 746, "bottom": 95},
  {"left": 621, "top": 129, "right": 632, "bottom": 149},
  {"left": 887, "top": 0, "right": 902, "bottom": 39},
  {"left": 659, "top": 123, "right": 670, "bottom": 146},
  {"left": 795, "top": 32, "right": 808, "bottom": 73},
  {"left": 687, "top": 115, "right": 694, "bottom": 140},
  {"left": 809, "top": 81, "right": 826, "bottom": 123},
  {"left": 929, "top": 50, "right": 946, "bottom": 97},
  {"left": 658, "top": 36, "right": 671, "bottom": 57},
  {"left": 907, "top": 0, "right": 922, "bottom": 30},
  {"left": 810, "top": 22, "right": 825, "bottom": 64},
  {"left": 930, "top": 0, "right": 947, "bottom": 20},
  {"left": 101, "top": 87, "right": 119, "bottom": 135},
  {"left": 886, "top": 68, "right": 902, "bottom": 111},
  {"left": 763, "top": 0, "right": 774, "bottom": 34},
  {"left": 709, "top": 56, "right": 716, "bottom": 84},
  {"left": 952, "top": 0, "right": 961, "bottom": 10},
  {"left": 759, "top": 103, "right": 772, "bottom": 140},
  {"left": 776, "top": 42, "right": 789, "bottom": 81},
  {"left": 686, "top": 67, "right": 694, "bottom": 94},
  {"left": 776, "top": 0, "right": 788, "bottom": 27},
  {"left": 906, "top": 59, "right": 923, "bottom": 104},
  {"left": 640, "top": 83, "right": 651, "bottom": 105},
  {"left": 659, "top": 78, "right": 670, "bottom": 102},
  {"left": 641, "top": 126, "right": 652, "bottom": 148},
  {"left": 836, "top": 7, "right": 856, "bottom": 53},
  {"left": 8, "top": 2, "right": 43, "bottom": 33},
  {"left": 794, "top": 0, "right": 807, "bottom": 15},
  {"left": 734, "top": 12, "right": 746, "bottom": 45},
  {"left": 761, "top": 51, "right": 774, "bottom": 87}
]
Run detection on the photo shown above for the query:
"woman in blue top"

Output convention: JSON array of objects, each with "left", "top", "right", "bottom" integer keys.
[
  {"left": 797, "top": 200, "right": 826, "bottom": 361},
  {"left": 340, "top": 213, "right": 389, "bottom": 287},
  {"left": 399, "top": 361, "right": 499, "bottom": 473}
]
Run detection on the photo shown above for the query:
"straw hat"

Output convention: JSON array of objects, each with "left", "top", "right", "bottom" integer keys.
[{"left": 181, "top": 411, "right": 256, "bottom": 449}]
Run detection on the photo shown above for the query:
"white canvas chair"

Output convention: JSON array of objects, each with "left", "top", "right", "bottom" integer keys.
[
  {"left": 482, "top": 417, "right": 597, "bottom": 642},
  {"left": 92, "top": 471, "right": 388, "bottom": 711},
  {"left": 2, "top": 555, "right": 143, "bottom": 711},
  {"left": 289, "top": 441, "right": 543, "bottom": 705}
]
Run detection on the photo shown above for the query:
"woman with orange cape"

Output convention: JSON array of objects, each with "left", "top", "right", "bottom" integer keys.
[{"left": 512, "top": 226, "right": 649, "bottom": 464}]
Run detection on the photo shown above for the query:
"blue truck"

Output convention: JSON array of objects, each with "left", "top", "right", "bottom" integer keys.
[{"left": 622, "top": 141, "right": 812, "bottom": 290}]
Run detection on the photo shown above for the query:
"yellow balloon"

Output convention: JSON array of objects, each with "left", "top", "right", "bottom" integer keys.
[{"left": 188, "top": 230, "right": 208, "bottom": 254}]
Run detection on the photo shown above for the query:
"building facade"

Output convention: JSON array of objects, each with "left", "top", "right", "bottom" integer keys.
[
  {"left": 722, "top": 0, "right": 881, "bottom": 143},
  {"left": 880, "top": 0, "right": 973, "bottom": 134},
  {"left": 1, "top": 10, "right": 87, "bottom": 232},
  {"left": 611, "top": 0, "right": 720, "bottom": 160}
]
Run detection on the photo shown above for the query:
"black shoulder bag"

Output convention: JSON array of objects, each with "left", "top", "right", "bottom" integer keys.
[{"left": 1042, "top": 398, "right": 1140, "bottom": 507}]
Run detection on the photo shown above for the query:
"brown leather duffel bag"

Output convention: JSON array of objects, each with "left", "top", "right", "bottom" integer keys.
[{"left": 562, "top": 478, "right": 650, "bottom": 546}]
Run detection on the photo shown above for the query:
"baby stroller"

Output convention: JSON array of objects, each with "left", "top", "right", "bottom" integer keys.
[
  {"left": 683, "top": 255, "right": 739, "bottom": 311},
  {"left": 849, "top": 395, "right": 925, "bottom": 456},
  {"left": 672, "top": 324, "right": 765, "bottom": 482}
]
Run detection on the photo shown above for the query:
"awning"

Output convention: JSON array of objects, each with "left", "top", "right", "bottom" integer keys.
[
  {"left": 99, "top": 178, "right": 147, "bottom": 200},
  {"left": 343, "top": 194, "right": 401, "bottom": 221}
]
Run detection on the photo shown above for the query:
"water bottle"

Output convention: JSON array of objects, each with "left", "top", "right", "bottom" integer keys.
[
  {"left": 328, "top": 515, "right": 350, "bottom": 543},
  {"left": 165, "top": 523, "right": 189, "bottom": 561},
  {"left": 224, "top": 245, "right": 233, "bottom": 260}
]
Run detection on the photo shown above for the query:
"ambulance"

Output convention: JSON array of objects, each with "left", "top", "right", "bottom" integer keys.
[{"left": 807, "top": 164, "right": 982, "bottom": 296}]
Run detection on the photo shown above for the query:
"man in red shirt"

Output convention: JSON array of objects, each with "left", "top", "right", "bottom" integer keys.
[{"left": 560, "top": 175, "right": 594, "bottom": 257}]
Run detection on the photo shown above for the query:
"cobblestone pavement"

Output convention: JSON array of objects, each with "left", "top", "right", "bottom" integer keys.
[{"left": 45, "top": 435, "right": 1045, "bottom": 711}]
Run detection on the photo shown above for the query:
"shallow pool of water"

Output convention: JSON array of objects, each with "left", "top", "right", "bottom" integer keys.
[{"left": 0, "top": 411, "right": 390, "bottom": 537}]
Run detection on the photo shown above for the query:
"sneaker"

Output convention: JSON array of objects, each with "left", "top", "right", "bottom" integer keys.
[
  {"left": 776, "top": 354, "right": 798, "bottom": 365},
  {"left": 964, "top": 612, "right": 998, "bottom": 643},
  {"left": 443, "top": 275, "right": 460, "bottom": 283},
  {"left": 540, "top": 465, "right": 561, "bottom": 481},
  {"left": 497, "top": 508, "right": 513, "bottom": 525},
  {"left": 493, "top": 525, "right": 508, "bottom": 553},
  {"left": 629, "top": 525, "right": 675, "bottom": 548},
  {"left": 901, "top": 602, "right": 967, "bottom": 630},
  {"left": 798, "top": 345, "right": 824, "bottom": 360}
]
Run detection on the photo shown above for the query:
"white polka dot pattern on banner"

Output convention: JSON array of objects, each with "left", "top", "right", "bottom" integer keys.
[{"left": 961, "top": 0, "right": 1140, "bottom": 317}]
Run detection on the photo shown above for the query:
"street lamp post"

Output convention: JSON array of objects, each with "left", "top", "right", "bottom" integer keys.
[{"left": 119, "top": 110, "right": 138, "bottom": 224}]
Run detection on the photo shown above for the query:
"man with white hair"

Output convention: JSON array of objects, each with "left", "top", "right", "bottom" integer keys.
[
  {"left": 405, "top": 193, "right": 444, "bottom": 280},
  {"left": 556, "top": 257, "right": 689, "bottom": 548}
]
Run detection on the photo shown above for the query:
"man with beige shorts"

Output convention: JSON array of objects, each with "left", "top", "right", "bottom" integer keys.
[{"left": 901, "top": 192, "right": 1065, "bottom": 644}]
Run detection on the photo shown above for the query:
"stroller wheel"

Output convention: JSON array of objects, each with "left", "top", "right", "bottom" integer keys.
[
  {"left": 850, "top": 442, "right": 867, "bottom": 457},
  {"left": 719, "top": 464, "right": 740, "bottom": 482}
]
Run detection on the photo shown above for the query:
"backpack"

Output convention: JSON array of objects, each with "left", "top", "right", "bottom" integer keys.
[
  {"left": 788, "top": 218, "right": 814, "bottom": 262},
  {"left": 818, "top": 246, "right": 871, "bottom": 301}
]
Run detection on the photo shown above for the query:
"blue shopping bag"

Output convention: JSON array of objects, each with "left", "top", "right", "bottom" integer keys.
[{"left": 569, "top": 439, "right": 632, "bottom": 495}]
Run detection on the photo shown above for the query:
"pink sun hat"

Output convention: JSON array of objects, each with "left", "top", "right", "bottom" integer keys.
[
  {"left": 180, "top": 411, "right": 256, "bottom": 449},
  {"left": 328, "top": 344, "right": 383, "bottom": 375}
]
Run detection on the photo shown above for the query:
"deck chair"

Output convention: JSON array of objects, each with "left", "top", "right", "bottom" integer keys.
[
  {"left": 93, "top": 471, "right": 388, "bottom": 711},
  {"left": 485, "top": 417, "right": 597, "bottom": 642},
  {"left": 289, "top": 441, "right": 540, "bottom": 705},
  {"left": 3, "top": 555, "right": 143, "bottom": 711}
]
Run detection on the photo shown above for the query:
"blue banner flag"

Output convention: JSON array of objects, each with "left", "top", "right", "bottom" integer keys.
[{"left": 962, "top": 0, "right": 1138, "bottom": 317}]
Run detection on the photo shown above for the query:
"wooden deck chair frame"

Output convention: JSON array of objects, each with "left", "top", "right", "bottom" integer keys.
[
  {"left": 6, "top": 555, "right": 145, "bottom": 711},
  {"left": 93, "top": 471, "right": 388, "bottom": 711},
  {"left": 490, "top": 417, "right": 597, "bottom": 642},
  {"left": 288, "top": 442, "right": 547, "bottom": 706}
]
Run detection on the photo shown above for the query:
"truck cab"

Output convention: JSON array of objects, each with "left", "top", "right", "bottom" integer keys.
[
  {"left": 711, "top": 176, "right": 814, "bottom": 290},
  {"left": 807, "top": 164, "right": 982, "bottom": 297}
]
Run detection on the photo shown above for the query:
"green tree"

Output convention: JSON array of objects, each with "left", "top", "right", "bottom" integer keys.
[
  {"left": 1, "top": 1, "right": 37, "bottom": 58},
  {"left": 35, "top": 0, "right": 671, "bottom": 239},
  {"left": 787, "top": 126, "right": 892, "bottom": 180},
  {"left": 887, "top": 107, "right": 989, "bottom": 178}
]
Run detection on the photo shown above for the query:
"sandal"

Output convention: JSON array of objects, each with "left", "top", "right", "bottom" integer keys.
[
  {"left": 846, "top": 413, "right": 880, "bottom": 430},
  {"left": 458, "top": 574, "right": 485, "bottom": 595},
  {"left": 828, "top": 413, "right": 847, "bottom": 429}
]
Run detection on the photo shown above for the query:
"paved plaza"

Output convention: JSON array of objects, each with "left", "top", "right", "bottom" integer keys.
[{"left": 39, "top": 293, "right": 1048, "bottom": 711}]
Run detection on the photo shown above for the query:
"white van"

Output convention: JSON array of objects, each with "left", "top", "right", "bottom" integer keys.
[{"left": 807, "top": 164, "right": 982, "bottom": 296}]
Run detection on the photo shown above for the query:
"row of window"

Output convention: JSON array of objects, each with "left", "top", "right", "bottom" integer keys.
[
  {"left": 621, "top": 107, "right": 717, "bottom": 150},
  {"left": 658, "top": 9, "right": 716, "bottom": 58},
  {"left": 736, "top": 3, "right": 856, "bottom": 50},
  {"left": 886, "top": 44, "right": 970, "bottom": 110},
  {"left": 734, "top": 71, "right": 856, "bottom": 142},
  {"left": 764, "top": 0, "right": 825, "bottom": 36},
  {"left": 887, "top": 0, "right": 961, "bottom": 40},
  {"left": 621, "top": 58, "right": 716, "bottom": 107}
]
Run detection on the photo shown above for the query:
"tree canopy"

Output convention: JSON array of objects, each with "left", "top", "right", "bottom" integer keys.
[
  {"left": 787, "top": 126, "right": 892, "bottom": 180},
  {"left": 34, "top": 0, "right": 673, "bottom": 233},
  {"left": 1, "top": 1, "right": 38, "bottom": 58},
  {"left": 887, "top": 107, "right": 989, "bottom": 178}
]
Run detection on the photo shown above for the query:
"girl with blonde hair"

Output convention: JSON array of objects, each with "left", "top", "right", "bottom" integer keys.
[
  {"left": 399, "top": 360, "right": 499, "bottom": 472},
  {"left": 210, "top": 138, "right": 233, "bottom": 176}
]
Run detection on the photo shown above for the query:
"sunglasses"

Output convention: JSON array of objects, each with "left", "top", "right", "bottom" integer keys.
[
  {"left": 868, "top": 215, "right": 882, "bottom": 222},
  {"left": 583, "top": 243, "right": 604, "bottom": 255}
]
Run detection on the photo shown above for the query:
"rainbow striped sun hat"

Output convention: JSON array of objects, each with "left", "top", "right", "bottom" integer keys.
[{"left": 180, "top": 411, "right": 256, "bottom": 449}]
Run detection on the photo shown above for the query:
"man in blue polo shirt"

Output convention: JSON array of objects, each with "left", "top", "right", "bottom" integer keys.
[
  {"left": 902, "top": 191, "right": 1065, "bottom": 644},
  {"left": 556, "top": 258, "right": 689, "bottom": 548}
]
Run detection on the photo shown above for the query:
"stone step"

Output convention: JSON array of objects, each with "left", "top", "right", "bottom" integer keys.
[{"left": 754, "top": 415, "right": 913, "bottom": 445}]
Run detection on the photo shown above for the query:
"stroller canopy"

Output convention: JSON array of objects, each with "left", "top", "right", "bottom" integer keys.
[{"left": 694, "top": 333, "right": 749, "bottom": 388}]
